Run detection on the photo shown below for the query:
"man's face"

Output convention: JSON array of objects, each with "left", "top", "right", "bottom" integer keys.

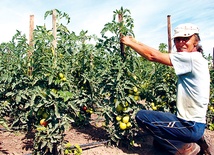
[{"left": 174, "top": 35, "right": 197, "bottom": 52}]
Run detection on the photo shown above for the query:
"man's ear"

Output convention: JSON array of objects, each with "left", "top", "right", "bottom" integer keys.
[{"left": 193, "top": 40, "right": 198, "bottom": 47}]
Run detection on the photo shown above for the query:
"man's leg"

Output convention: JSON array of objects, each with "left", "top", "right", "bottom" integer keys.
[
  {"left": 197, "top": 135, "right": 213, "bottom": 155},
  {"left": 135, "top": 109, "right": 205, "bottom": 154}
]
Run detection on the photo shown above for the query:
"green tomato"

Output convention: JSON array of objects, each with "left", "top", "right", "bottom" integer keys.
[{"left": 59, "top": 73, "right": 64, "bottom": 79}]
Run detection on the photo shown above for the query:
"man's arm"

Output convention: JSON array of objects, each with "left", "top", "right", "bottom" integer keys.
[{"left": 120, "top": 36, "right": 172, "bottom": 66}]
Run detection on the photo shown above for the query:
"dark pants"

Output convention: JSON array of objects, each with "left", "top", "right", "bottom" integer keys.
[{"left": 135, "top": 110, "right": 206, "bottom": 154}]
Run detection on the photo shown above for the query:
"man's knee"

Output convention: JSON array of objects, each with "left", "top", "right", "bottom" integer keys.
[
  {"left": 135, "top": 109, "right": 152, "bottom": 122},
  {"left": 135, "top": 110, "right": 149, "bottom": 128}
]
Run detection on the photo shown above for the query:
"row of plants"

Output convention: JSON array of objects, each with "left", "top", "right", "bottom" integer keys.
[{"left": 0, "top": 7, "right": 213, "bottom": 155}]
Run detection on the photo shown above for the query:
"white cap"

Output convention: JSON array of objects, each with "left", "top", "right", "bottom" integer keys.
[{"left": 172, "top": 23, "right": 199, "bottom": 38}]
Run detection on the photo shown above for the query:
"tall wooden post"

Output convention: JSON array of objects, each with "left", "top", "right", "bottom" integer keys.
[
  {"left": 118, "top": 14, "right": 125, "bottom": 59},
  {"left": 27, "top": 15, "right": 34, "bottom": 77},
  {"left": 167, "top": 15, "right": 172, "bottom": 53},
  {"left": 29, "top": 15, "right": 34, "bottom": 57},
  {"left": 213, "top": 47, "right": 214, "bottom": 69},
  {"left": 52, "top": 9, "right": 57, "bottom": 53}
]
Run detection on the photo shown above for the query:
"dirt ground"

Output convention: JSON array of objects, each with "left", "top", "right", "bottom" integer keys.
[{"left": 0, "top": 115, "right": 214, "bottom": 155}]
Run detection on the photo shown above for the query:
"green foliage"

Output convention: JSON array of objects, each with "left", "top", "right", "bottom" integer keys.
[
  {"left": 207, "top": 68, "right": 214, "bottom": 130},
  {"left": 0, "top": 7, "right": 213, "bottom": 154},
  {"left": 64, "top": 143, "right": 82, "bottom": 155}
]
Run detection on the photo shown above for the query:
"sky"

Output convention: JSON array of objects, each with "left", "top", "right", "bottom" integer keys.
[{"left": 0, "top": 0, "right": 213, "bottom": 56}]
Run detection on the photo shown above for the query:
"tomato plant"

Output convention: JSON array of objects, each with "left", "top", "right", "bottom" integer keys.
[
  {"left": 96, "top": 7, "right": 151, "bottom": 146},
  {"left": 207, "top": 68, "right": 214, "bottom": 130},
  {"left": 0, "top": 7, "right": 213, "bottom": 155}
]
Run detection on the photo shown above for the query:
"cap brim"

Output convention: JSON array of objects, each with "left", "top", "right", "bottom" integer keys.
[{"left": 172, "top": 33, "right": 194, "bottom": 39}]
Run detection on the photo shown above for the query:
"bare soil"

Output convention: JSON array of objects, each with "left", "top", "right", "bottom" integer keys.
[{"left": 0, "top": 115, "right": 214, "bottom": 155}]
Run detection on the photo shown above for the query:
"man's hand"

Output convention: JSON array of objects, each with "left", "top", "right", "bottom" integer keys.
[{"left": 120, "top": 36, "right": 138, "bottom": 46}]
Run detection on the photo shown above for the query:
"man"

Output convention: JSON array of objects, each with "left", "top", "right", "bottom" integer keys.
[{"left": 120, "top": 23, "right": 211, "bottom": 155}]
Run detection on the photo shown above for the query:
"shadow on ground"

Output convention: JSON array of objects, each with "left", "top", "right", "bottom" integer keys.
[{"left": 70, "top": 123, "right": 169, "bottom": 155}]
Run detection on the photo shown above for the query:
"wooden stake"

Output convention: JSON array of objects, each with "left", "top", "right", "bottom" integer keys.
[
  {"left": 29, "top": 15, "right": 34, "bottom": 57},
  {"left": 118, "top": 14, "right": 125, "bottom": 59},
  {"left": 167, "top": 15, "right": 172, "bottom": 53},
  {"left": 52, "top": 9, "right": 57, "bottom": 51},
  {"left": 213, "top": 47, "right": 214, "bottom": 69},
  {"left": 28, "top": 15, "right": 34, "bottom": 77}
]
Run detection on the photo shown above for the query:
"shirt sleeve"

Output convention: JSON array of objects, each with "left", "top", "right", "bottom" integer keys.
[{"left": 169, "top": 52, "right": 192, "bottom": 75}]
